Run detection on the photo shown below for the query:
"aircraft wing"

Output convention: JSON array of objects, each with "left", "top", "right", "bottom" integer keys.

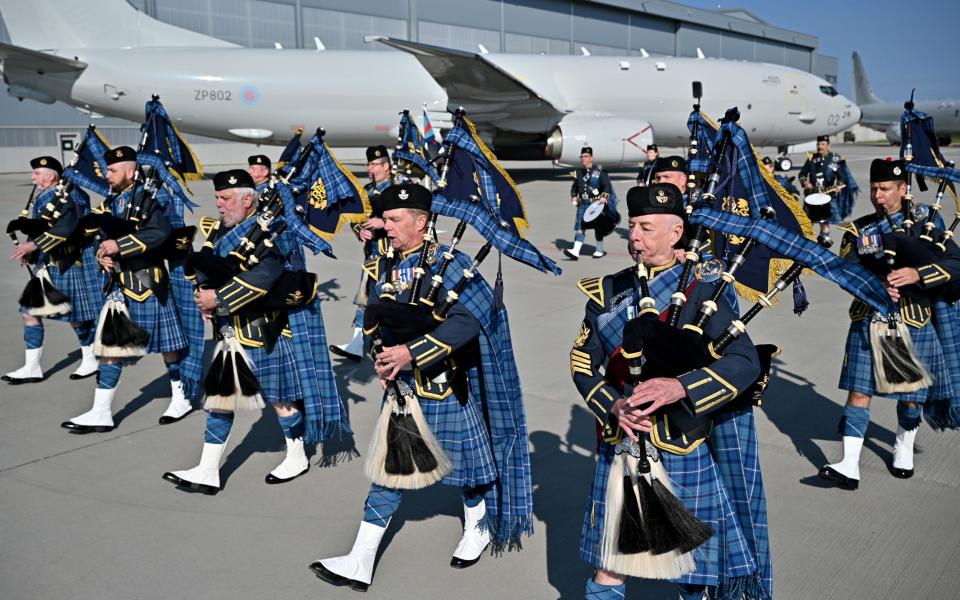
[
  {"left": 0, "top": 42, "right": 87, "bottom": 72},
  {"left": 375, "top": 37, "right": 564, "bottom": 131}
]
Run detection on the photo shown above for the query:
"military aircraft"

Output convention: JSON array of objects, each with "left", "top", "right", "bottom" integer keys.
[
  {"left": 0, "top": 0, "right": 860, "bottom": 167},
  {"left": 853, "top": 51, "right": 959, "bottom": 145}
]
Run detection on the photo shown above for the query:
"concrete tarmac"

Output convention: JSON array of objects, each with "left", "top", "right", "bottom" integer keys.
[{"left": 1, "top": 144, "right": 959, "bottom": 600}]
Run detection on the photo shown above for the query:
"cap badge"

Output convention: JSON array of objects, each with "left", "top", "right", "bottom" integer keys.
[
  {"left": 39, "top": 158, "right": 47, "bottom": 165},
  {"left": 375, "top": 150, "right": 382, "bottom": 157},
  {"left": 115, "top": 150, "right": 123, "bottom": 157},
  {"left": 670, "top": 159, "right": 679, "bottom": 168},
  {"left": 228, "top": 175, "right": 238, "bottom": 184},
  {"left": 398, "top": 189, "right": 409, "bottom": 201},
  {"left": 655, "top": 190, "right": 670, "bottom": 204},
  {"left": 893, "top": 166, "right": 902, "bottom": 175}
]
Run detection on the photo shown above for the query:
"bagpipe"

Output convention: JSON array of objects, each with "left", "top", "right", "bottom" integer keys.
[
  {"left": 364, "top": 208, "right": 493, "bottom": 490},
  {"left": 8, "top": 181, "right": 74, "bottom": 318},
  {"left": 595, "top": 109, "right": 821, "bottom": 578},
  {"left": 187, "top": 175, "right": 317, "bottom": 413}
]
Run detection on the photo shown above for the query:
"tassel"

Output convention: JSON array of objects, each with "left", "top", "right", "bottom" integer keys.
[
  {"left": 600, "top": 440, "right": 697, "bottom": 580},
  {"left": 647, "top": 476, "right": 714, "bottom": 554},
  {"left": 202, "top": 335, "right": 264, "bottom": 411},
  {"left": 870, "top": 317, "right": 932, "bottom": 393},
  {"left": 792, "top": 277, "right": 809, "bottom": 317},
  {"left": 203, "top": 343, "right": 225, "bottom": 397},
  {"left": 93, "top": 294, "right": 148, "bottom": 358},
  {"left": 23, "top": 269, "right": 71, "bottom": 317},
  {"left": 365, "top": 380, "right": 452, "bottom": 489},
  {"left": 18, "top": 276, "right": 45, "bottom": 309},
  {"left": 616, "top": 455, "right": 649, "bottom": 554}
]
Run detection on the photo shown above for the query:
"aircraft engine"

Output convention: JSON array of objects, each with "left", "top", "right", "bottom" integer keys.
[
  {"left": 544, "top": 115, "right": 653, "bottom": 166},
  {"left": 884, "top": 122, "right": 902, "bottom": 144}
]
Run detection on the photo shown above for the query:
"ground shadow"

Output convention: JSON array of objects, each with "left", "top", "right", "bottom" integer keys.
[
  {"left": 760, "top": 360, "right": 897, "bottom": 475},
  {"left": 220, "top": 407, "right": 284, "bottom": 487},
  {"left": 315, "top": 277, "right": 342, "bottom": 303},
  {"left": 43, "top": 348, "right": 81, "bottom": 379},
  {"left": 113, "top": 373, "right": 170, "bottom": 426}
]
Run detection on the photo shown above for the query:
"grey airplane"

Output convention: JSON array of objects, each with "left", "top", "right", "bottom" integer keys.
[
  {"left": 853, "top": 51, "right": 960, "bottom": 145},
  {"left": 1, "top": 0, "right": 859, "bottom": 166}
]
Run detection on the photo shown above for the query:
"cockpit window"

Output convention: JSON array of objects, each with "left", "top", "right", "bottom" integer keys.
[{"left": 819, "top": 85, "right": 838, "bottom": 97}]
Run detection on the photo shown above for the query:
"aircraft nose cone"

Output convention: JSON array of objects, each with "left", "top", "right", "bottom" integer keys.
[{"left": 850, "top": 102, "right": 862, "bottom": 125}]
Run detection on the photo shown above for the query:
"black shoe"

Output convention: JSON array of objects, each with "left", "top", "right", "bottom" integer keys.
[
  {"left": 450, "top": 552, "right": 486, "bottom": 569},
  {"left": 265, "top": 467, "right": 309, "bottom": 485},
  {"left": 60, "top": 421, "right": 115, "bottom": 434},
  {"left": 158, "top": 407, "right": 196, "bottom": 425},
  {"left": 890, "top": 466, "right": 914, "bottom": 479},
  {"left": 309, "top": 560, "right": 369, "bottom": 592},
  {"left": 817, "top": 465, "right": 859, "bottom": 490},
  {"left": 3, "top": 375, "right": 43, "bottom": 384},
  {"left": 591, "top": 251, "right": 607, "bottom": 259},
  {"left": 161, "top": 472, "right": 219, "bottom": 495},
  {"left": 817, "top": 233, "right": 833, "bottom": 249},
  {"left": 68, "top": 370, "right": 98, "bottom": 381},
  {"left": 329, "top": 345, "right": 362, "bottom": 362},
  {"left": 562, "top": 249, "right": 579, "bottom": 261}
]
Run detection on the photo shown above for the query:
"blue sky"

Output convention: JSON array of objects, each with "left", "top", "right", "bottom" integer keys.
[{"left": 683, "top": 0, "right": 960, "bottom": 102}]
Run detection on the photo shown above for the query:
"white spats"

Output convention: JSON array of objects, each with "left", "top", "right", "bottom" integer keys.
[
  {"left": 265, "top": 436, "right": 309, "bottom": 484},
  {"left": 319, "top": 520, "right": 389, "bottom": 586},
  {"left": 335, "top": 327, "right": 364, "bottom": 358},
  {"left": 564, "top": 240, "right": 583, "bottom": 259},
  {"left": 451, "top": 500, "right": 491, "bottom": 565},
  {"left": 828, "top": 435, "right": 865, "bottom": 481},
  {"left": 68, "top": 386, "right": 117, "bottom": 428},
  {"left": 3, "top": 347, "right": 44, "bottom": 382},
  {"left": 160, "top": 379, "right": 193, "bottom": 423},
  {"left": 70, "top": 345, "right": 99, "bottom": 379},
  {"left": 167, "top": 442, "right": 227, "bottom": 491},
  {"left": 893, "top": 426, "right": 919, "bottom": 471}
]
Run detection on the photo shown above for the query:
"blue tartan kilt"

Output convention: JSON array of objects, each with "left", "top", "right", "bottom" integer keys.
[
  {"left": 125, "top": 291, "right": 188, "bottom": 354},
  {"left": 932, "top": 301, "right": 960, "bottom": 397},
  {"left": 392, "top": 372, "right": 498, "bottom": 489},
  {"left": 245, "top": 336, "right": 303, "bottom": 405},
  {"left": 839, "top": 318, "right": 951, "bottom": 403},
  {"left": 579, "top": 442, "right": 756, "bottom": 587},
  {"left": 20, "top": 260, "right": 102, "bottom": 323},
  {"left": 574, "top": 201, "right": 588, "bottom": 231}
]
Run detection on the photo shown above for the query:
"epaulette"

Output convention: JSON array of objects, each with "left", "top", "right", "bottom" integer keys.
[
  {"left": 362, "top": 256, "right": 381, "bottom": 281},
  {"left": 806, "top": 151, "right": 814, "bottom": 160},
  {"left": 569, "top": 170, "right": 577, "bottom": 179},
  {"left": 198, "top": 216, "right": 220, "bottom": 241},
  {"left": 836, "top": 221, "right": 859, "bottom": 237},
  {"left": 577, "top": 276, "right": 605, "bottom": 308}
]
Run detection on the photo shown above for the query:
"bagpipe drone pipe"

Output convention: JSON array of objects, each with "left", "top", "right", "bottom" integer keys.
[{"left": 363, "top": 214, "right": 493, "bottom": 490}]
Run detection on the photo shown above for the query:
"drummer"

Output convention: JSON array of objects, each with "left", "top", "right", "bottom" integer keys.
[
  {"left": 564, "top": 146, "right": 621, "bottom": 260},
  {"left": 798, "top": 135, "right": 858, "bottom": 248}
]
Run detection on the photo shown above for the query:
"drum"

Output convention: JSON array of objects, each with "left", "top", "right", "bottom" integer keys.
[
  {"left": 583, "top": 201, "right": 616, "bottom": 237},
  {"left": 583, "top": 200, "right": 606, "bottom": 223},
  {"left": 804, "top": 192, "right": 833, "bottom": 223}
]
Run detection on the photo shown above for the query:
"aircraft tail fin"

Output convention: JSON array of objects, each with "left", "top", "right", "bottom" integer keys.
[
  {"left": 0, "top": 0, "right": 235, "bottom": 50},
  {"left": 852, "top": 51, "right": 883, "bottom": 105}
]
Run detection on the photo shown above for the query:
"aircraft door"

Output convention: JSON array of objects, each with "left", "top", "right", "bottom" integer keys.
[
  {"left": 785, "top": 74, "right": 803, "bottom": 115},
  {"left": 58, "top": 132, "right": 80, "bottom": 167}
]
